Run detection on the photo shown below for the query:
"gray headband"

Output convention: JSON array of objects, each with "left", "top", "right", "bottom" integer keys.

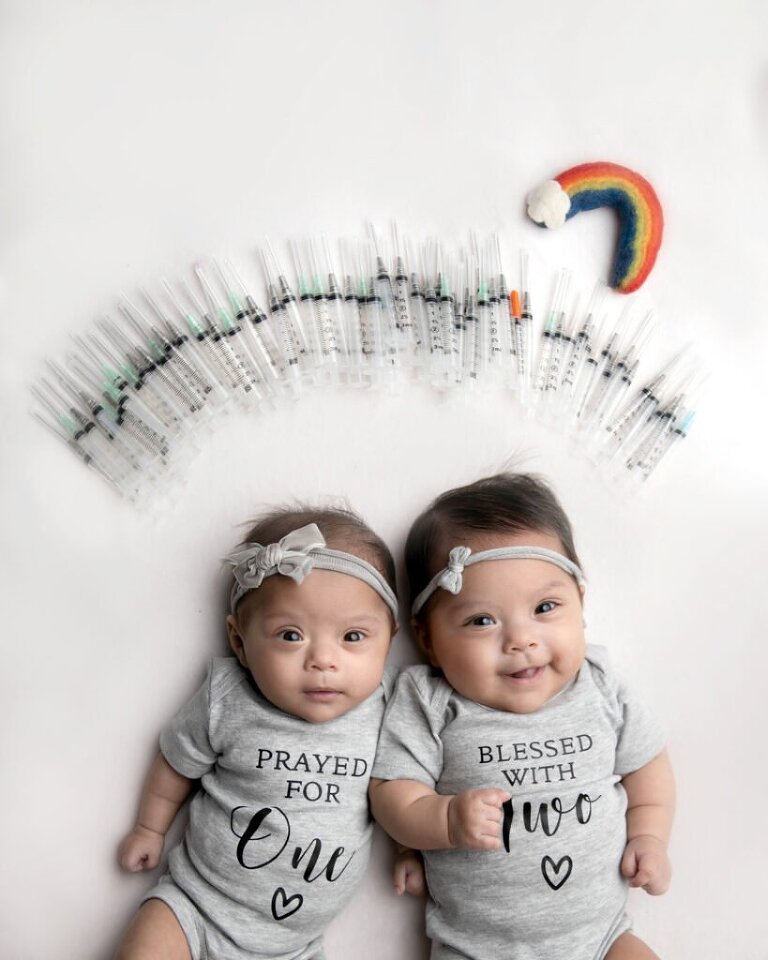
[
  {"left": 224, "top": 523, "right": 398, "bottom": 620},
  {"left": 412, "top": 545, "right": 586, "bottom": 616}
]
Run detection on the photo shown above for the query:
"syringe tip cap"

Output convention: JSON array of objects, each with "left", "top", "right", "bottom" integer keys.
[{"left": 511, "top": 290, "right": 522, "bottom": 316}]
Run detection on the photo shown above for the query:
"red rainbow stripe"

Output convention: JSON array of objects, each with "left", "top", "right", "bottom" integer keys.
[{"left": 554, "top": 162, "right": 663, "bottom": 293}]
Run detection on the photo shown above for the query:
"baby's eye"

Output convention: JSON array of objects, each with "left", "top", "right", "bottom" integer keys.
[
  {"left": 535, "top": 601, "right": 558, "bottom": 615},
  {"left": 467, "top": 614, "right": 495, "bottom": 627},
  {"left": 280, "top": 629, "right": 302, "bottom": 643},
  {"left": 344, "top": 630, "right": 365, "bottom": 643}
]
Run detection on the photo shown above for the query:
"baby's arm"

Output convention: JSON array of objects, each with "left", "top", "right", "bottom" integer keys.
[
  {"left": 620, "top": 748, "right": 675, "bottom": 895},
  {"left": 119, "top": 752, "right": 194, "bottom": 872},
  {"left": 370, "top": 777, "right": 510, "bottom": 851}
]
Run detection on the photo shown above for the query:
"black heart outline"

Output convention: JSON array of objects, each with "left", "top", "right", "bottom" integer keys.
[
  {"left": 541, "top": 854, "right": 573, "bottom": 891},
  {"left": 271, "top": 886, "right": 304, "bottom": 920}
]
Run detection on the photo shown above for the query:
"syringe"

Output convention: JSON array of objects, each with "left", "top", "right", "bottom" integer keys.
[
  {"left": 533, "top": 269, "right": 570, "bottom": 397},
  {"left": 339, "top": 239, "right": 365, "bottom": 388},
  {"left": 358, "top": 243, "right": 388, "bottom": 388},
  {"left": 483, "top": 238, "right": 504, "bottom": 384},
  {"left": 67, "top": 341, "right": 175, "bottom": 454},
  {"left": 602, "top": 350, "right": 686, "bottom": 453},
  {"left": 118, "top": 295, "right": 211, "bottom": 416},
  {"left": 97, "top": 313, "right": 195, "bottom": 425},
  {"left": 181, "top": 273, "right": 258, "bottom": 404},
  {"left": 368, "top": 223, "right": 400, "bottom": 373},
  {"left": 31, "top": 381, "right": 140, "bottom": 495},
  {"left": 263, "top": 239, "right": 312, "bottom": 382},
  {"left": 214, "top": 259, "right": 283, "bottom": 388},
  {"left": 45, "top": 358, "right": 169, "bottom": 469},
  {"left": 406, "top": 236, "right": 430, "bottom": 371},
  {"left": 161, "top": 277, "right": 245, "bottom": 400},
  {"left": 32, "top": 410, "right": 127, "bottom": 496},
  {"left": 318, "top": 235, "right": 349, "bottom": 361},
  {"left": 141, "top": 285, "right": 229, "bottom": 408},
  {"left": 260, "top": 243, "right": 304, "bottom": 394},
  {"left": 421, "top": 244, "right": 445, "bottom": 386},
  {"left": 391, "top": 223, "right": 417, "bottom": 364},
  {"left": 78, "top": 326, "right": 184, "bottom": 433},
  {"left": 462, "top": 256, "right": 481, "bottom": 389},
  {"left": 437, "top": 245, "right": 459, "bottom": 387},
  {"left": 573, "top": 310, "right": 621, "bottom": 422},
  {"left": 494, "top": 234, "right": 514, "bottom": 389},
  {"left": 624, "top": 393, "right": 684, "bottom": 474},
  {"left": 291, "top": 239, "right": 326, "bottom": 383},
  {"left": 194, "top": 263, "right": 269, "bottom": 405},
  {"left": 519, "top": 248, "right": 535, "bottom": 404},
  {"left": 306, "top": 237, "right": 344, "bottom": 384},
  {"left": 558, "top": 283, "right": 606, "bottom": 410},
  {"left": 581, "top": 310, "right": 657, "bottom": 431},
  {"left": 451, "top": 254, "right": 468, "bottom": 386},
  {"left": 542, "top": 285, "right": 575, "bottom": 412},
  {"left": 474, "top": 243, "right": 492, "bottom": 385},
  {"left": 634, "top": 407, "right": 695, "bottom": 481}
]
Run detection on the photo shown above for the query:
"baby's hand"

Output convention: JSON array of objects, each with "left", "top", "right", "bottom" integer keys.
[
  {"left": 447, "top": 788, "right": 511, "bottom": 851},
  {"left": 118, "top": 825, "right": 165, "bottom": 873},
  {"left": 621, "top": 835, "right": 671, "bottom": 895},
  {"left": 393, "top": 848, "right": 426, "bottom": 896}
]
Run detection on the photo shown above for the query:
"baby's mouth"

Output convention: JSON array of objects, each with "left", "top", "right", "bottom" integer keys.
[{"left": 504, "top": 666, "right": 544, "bottom": 682}]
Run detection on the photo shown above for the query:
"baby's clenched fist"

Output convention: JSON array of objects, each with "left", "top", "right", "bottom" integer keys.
[{"left": 447, "top": 788, "right": 511, "bottom": 850}]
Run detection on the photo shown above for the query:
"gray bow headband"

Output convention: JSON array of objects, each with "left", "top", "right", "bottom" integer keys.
[
  {"left": 225, "top": 523, "right": 398, "bottom": 619},
  {"left": 411, "top": 545, "right": 586, "bottom": 615}
]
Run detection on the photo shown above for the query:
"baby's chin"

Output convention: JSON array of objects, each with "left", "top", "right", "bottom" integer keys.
[{"left": 280, "top": 686, "right": 382, "bottom": 724}]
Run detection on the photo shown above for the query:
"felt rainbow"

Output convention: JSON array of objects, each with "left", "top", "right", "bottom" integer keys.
[{"left": 526, "top": 161, "right": 663, "bottom": 293}]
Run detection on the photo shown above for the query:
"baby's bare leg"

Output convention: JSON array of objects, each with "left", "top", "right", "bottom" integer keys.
[
  {"left": 605, "top": 931, "right": 660, "bottom": 960},
  {"left": 115, "top": 899, "right": 192, "bottom": 960}
]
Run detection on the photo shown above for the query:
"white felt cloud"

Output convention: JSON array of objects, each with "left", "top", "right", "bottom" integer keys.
[{"left": 526, "top": 180, "right": 571, "bottom": 229}]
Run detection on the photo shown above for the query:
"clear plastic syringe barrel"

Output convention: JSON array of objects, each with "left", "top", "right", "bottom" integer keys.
[
  {"left": 637, "top": 409, "right": 694, "bottom": 481},
  {"left": 161, "top": 279, "right": 239, "bottom": 395},
  {"left": 194, "top": 265, "right": 267, "bottom": 402},
  {"left": 372, "top": 257, "right": 400, "bottom": 368},
  {"left": 392, "top": 257, "right": 417, "bottom": 364},
  {"left": 605, "top": 376, "right": 665, "bottom": 450},
  {"left": 89, "top": 327, "right": 186, "bottom": 432},
  {"left": 486, "top": 279, "right": 504, "bottom": 383},
  {"left": 342, "top": 277, "right": 365, "bottom": 387},
  {"left": 118, "top": 303, "right": 205, "bottom": 415},
  {"left": 533, "top": 270, "right": 569, "bottom": 396},
  {"left": 179, "top": 279, "right": 255, "bottom": 401},
  {"left": 213, "top": 261, "right": 281, "bottom": 387},
  {"left": 624, "top": 401, "right": 678, "bottom": 472},
  {"left": 462, "top": 295, "right": 481, "bottom": 386},
  {"left": 408, "top": 272, "right": 430, "bottom": 371}
]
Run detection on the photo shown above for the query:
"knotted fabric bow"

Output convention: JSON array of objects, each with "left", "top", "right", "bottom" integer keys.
[
  {"left": 436, "top": 546, "right": 473, "bottom": 594},
  {"left": 225, "top": 524, "right": 326, "bottom": 610},
  {"left": 411, "top": 544, "right": 586, "bottom": 616},
  {"left": 224, "top": 522, "right": 399, "bottom": 619}
]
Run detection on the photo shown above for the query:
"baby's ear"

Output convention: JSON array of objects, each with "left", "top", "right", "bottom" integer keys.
[
  {"left": 412, "top": 617, "right": 440, "bottom": 667},
  {"left": 226, "top": 614, "right": 248, "bottom": 668}
]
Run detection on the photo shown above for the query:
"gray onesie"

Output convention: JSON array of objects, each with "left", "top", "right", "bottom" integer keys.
[
  {"left": 145, "top": 658, "right": 392, "bottom": 960},
  {"left": 372, "top": 645, "right": 666, "bottom": 960}
]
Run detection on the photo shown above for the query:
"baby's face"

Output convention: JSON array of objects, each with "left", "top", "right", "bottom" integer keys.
[
  {"left": 419, "top": 530, "right": 585, "bottom": 714},
  {"left": 227, "top": 569, "right": 394, "bottom": 723}
]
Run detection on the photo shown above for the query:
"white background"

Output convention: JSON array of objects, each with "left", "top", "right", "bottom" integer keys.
[{"left": 2, "top": 1, "right": 767, "bottom": 957}]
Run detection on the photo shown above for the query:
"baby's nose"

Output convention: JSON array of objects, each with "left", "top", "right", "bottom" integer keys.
[
  {"left": 502, "top": 624, "right": 538, "bottom": 652},
  {"left": 307, "top": 638, "right": 338, "bottom": 670}
]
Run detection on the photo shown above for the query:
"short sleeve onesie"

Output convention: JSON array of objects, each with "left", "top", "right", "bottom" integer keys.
[
  {"left": 372, "top": 645, "right": 665, "bottom": 960},
  {"left": 146, "top": 658, "right": 392, "bottom": 960}
]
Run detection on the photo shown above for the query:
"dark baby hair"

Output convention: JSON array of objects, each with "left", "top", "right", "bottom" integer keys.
[
  {"left": 405, "top": 472, "right": 581, "bottom": 617},
  {"left": 233, "top": 504, "right": 397, "bottom": 608}
]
